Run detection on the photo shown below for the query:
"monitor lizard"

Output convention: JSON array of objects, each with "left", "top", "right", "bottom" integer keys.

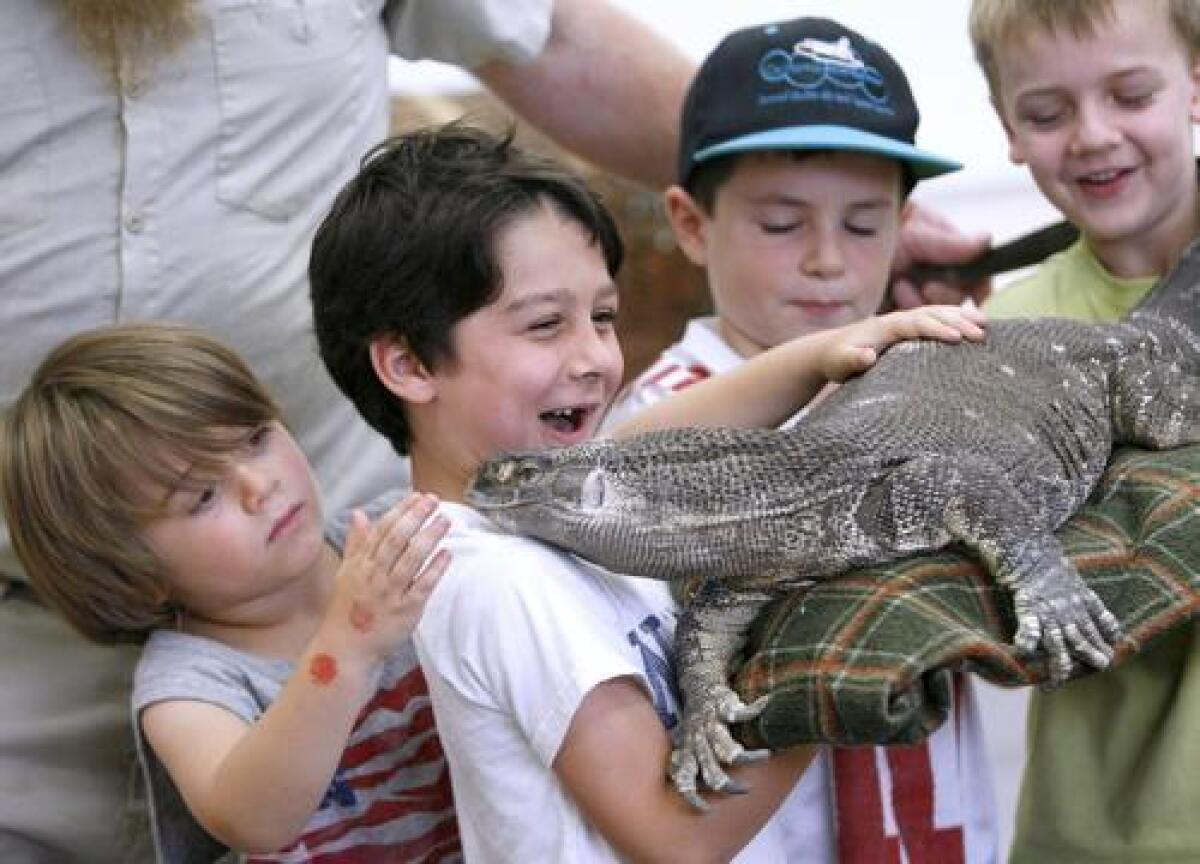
[{"left": 467, "top": 236, "right": 1200, "bottom": 809}]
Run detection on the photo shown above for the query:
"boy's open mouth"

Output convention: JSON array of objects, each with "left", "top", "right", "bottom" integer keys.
[{"left": 540, "top": 407, "right": 587, "bottom": 434}]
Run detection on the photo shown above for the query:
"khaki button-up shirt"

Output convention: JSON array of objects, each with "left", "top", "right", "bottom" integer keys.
[{"left": 0, "top": 0, "right": 553, "bottom": 583}]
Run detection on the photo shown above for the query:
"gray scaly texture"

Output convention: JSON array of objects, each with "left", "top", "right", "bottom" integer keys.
[{"left": 467, "top": 239, "right": 1200, "bottom": 808}]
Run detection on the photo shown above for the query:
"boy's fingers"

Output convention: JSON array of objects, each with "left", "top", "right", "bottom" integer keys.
[
  {"left": 380, "top": 514, "right": 449, "bottom": 590},
  {"left": 367, "top": 493, "right": 437, "bottom": 562},
  {"left": 343, "top": 509, "right": 370, "bottom": 560},
  {"left": 923, "top": 306, "right": 986, "bottom": 340},
  {"left": 855, "top": 345, "right": 878, "bottom": 369},
  {"left": 405, "top": 548, "right": 450, "bottom": 598}
]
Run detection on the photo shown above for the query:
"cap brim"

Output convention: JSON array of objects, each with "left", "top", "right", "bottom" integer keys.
[{"left": 692, "top": 125, "right": 961, "bottom": 180}]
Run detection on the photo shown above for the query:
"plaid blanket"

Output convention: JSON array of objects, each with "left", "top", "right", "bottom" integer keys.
[{"left": 733, "top": 444, "right": 1200, "bottom": 749}]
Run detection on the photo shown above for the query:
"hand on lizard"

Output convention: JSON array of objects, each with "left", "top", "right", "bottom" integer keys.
[{"left": 822, "top": 304, "right": 988, "bottom": 382}]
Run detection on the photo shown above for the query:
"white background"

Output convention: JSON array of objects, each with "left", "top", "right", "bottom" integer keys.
[{"left": 390, "top": 2, "right": 1047, "bottom": 854}]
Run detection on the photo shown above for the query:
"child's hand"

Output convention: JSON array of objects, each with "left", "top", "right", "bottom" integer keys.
[
  {"left": 329, "top": 493, "right": 449, "bottom": 664},
  {"left": 822, "top": 305, "right": 987, "bottom": 382}
]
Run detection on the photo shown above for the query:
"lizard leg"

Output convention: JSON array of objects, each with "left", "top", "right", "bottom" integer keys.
[
  {"left": 670, "top": 582, "right": 774, "bottom": 810},
  {"left": 883, "top": 456, "right": 1122, "bottom": 687}
]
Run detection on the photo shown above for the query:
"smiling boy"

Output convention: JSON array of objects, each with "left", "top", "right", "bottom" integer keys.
[
  {"left": 970, "top": 1, "right": 1200, "bottom": 860},
  {"left": 310, "top": 122, "right": 986, "bottom": 862}
]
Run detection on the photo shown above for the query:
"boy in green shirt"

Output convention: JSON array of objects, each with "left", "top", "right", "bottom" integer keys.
[{"left": 970, "top": 0, "right": 1200, "bottom": 859}]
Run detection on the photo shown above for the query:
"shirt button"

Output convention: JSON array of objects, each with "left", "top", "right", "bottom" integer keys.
[
  {"left": 123, "top": 79, "right": 142, "bottom": 99},
  {"left": 125, "top": 214, "right": 144, "bottom": 234}
]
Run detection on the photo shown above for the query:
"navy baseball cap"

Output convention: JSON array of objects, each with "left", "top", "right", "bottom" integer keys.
[{"left": 678, "top": 17, "right": 961, "bottom": 187}]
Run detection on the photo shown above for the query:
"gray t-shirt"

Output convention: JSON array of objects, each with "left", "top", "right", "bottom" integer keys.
[{"left": 132, "top": 492, "right": 454, "bottom": 862}]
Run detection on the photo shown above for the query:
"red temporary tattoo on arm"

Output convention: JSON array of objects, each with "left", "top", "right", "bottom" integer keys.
[
  {"left": 349, "top": 601, "right": 375, "bottom": 633},
  {"left": 309, "top": 652, "right": 337, "bottom": 686}
]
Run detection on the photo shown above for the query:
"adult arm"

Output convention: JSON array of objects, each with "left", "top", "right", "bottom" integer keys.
[
  {"left": 555, "top": 677, "right": 814, "bottom": 864},
  {"left": 613, "top": 305, "right": 986, "bottom": 436},
  {"left": 890, "top": 200, "right": 992, "bottom": 308},
  {"left": 475, "top": 0, "right": 690, "bottom": 188}
]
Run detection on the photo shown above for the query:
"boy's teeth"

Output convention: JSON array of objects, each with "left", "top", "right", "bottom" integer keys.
[{"left": 543, "top": 408, "right": 581, "bottom": 432}]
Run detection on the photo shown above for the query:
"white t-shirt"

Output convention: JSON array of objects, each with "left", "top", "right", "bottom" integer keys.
[
  {"left": 608, "top": 315, "right": 1001, "bottom": 863},
  {"left": 415, "top": 502, "right": 789, "bottom": 863}
]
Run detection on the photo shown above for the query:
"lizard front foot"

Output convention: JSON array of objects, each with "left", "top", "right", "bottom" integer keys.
[
  {"left": 1011, "top": 559, "right": 1123, "bottom": 687},
  {"left": 669, "top": 686, "right": 769, "bottom": 811}
]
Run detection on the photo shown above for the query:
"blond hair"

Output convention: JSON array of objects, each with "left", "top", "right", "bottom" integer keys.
[
  {"left": 970, "top": 0, "right": 1200, "bottom": 103},
  {"left": 0, "top": 323, "right": 279, "bottom": 644}
]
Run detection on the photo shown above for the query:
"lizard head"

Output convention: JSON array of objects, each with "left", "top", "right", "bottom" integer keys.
[{"left": 466, "top": 427, "right": 807, "bottom": 581}]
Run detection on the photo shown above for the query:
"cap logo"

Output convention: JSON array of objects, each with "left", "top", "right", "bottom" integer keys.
[{"left": 757, "top": 36, "right": 893, "bottom": 114}]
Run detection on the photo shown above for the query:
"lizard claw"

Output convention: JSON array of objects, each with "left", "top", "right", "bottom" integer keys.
[
  {"left": 716, "top": 690, "right": 769, "bottom": 725},
  {"left": 1012, "top": 560, "right": 1123, "bottom": 687},
  {"left": 668, "top": 686, "right": 770, "bottom": 809},
  {"left": 669, "top": 749, "right": 709, "bottom": 812},
  {"left": 735, "top": 747, "right": 771, "bottom": 764},
  {"left": 1083, "top": 590, "right": 1123, "bottom": 643}
]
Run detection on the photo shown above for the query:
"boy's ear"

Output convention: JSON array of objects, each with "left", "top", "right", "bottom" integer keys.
[
  {"left": 370, "top": 337, "right": 435, "bottom": 404},
  {"left": 664, "top": 185, "right": 711, "bottom": 268}
]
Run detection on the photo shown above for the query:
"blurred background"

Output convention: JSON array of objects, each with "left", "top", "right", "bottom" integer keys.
[{"left": 388, "top": 2, "right": 1055, "bottom": 853}]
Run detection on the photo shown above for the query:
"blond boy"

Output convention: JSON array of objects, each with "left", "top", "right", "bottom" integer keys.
[{"left": 971, "top": 1, "right": 1200, "bottom": 859}]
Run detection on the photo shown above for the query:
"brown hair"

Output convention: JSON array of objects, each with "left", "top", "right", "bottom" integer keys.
[
  {"left": 970, "top": 0, "right": 1200, "bottom": 104},
  {"left": 311, "top": 123, "right": 623, "bottom": 456},
  {"left": 0, "top": 323, "right": 279, "bottom": 644}
]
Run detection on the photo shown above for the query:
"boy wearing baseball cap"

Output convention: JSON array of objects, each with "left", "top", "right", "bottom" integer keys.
[{"left": 607, "top": 17, "right": 999, "bottom": 863}]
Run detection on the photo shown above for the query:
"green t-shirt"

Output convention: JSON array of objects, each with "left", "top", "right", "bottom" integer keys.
[
  {"left": 987, "top": 238, "right": 1155, "bottom": 322},
  {"left": 987, "top": 239, "right": 1200, "bottom": 863}
]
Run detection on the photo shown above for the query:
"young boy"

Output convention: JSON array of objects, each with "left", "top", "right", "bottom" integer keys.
[
  {"left": 607, "top": 17, "right": 999, "bottom": 863},
  {"left": 0, "top": 323, "right": 458, "bottom": 862},
  {"left": 309, "top": 121, "right": 986, "bottom": 862},
  {"left": 970, "top": 0, "right": 1200, "bottom": 860}
]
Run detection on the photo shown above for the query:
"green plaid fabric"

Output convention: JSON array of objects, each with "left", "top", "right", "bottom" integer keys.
[{"left": 733, "top": 444, "right": 1200, "bottom": 749}]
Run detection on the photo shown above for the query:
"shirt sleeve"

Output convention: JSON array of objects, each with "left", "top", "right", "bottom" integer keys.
[
  {"left": 132, "top": 632, "right": 280, "bottom": 724},
  {"left": 383, "top": 0, "right": 554, "bottom": 69},
  {"left": 132, "top": 634, "right": 274, "bottom": 864},
  {"left": 417, "top": 534, "right": 641, "bottom": 766}
]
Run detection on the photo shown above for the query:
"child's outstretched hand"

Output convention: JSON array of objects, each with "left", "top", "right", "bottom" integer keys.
[
  {"left": 821, "top": 304, "right": 987, "bottom": 382},
  {"left": 328, "top": 493, "right": 449, "bottom": 664}
]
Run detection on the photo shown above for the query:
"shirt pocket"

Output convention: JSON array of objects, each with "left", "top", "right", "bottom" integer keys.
[
  {"left": 210, "top": 0, "right": 374, "bottom": 221},
  {"left": 0, "top": 36, "right": 48, "bottom": 234}
]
